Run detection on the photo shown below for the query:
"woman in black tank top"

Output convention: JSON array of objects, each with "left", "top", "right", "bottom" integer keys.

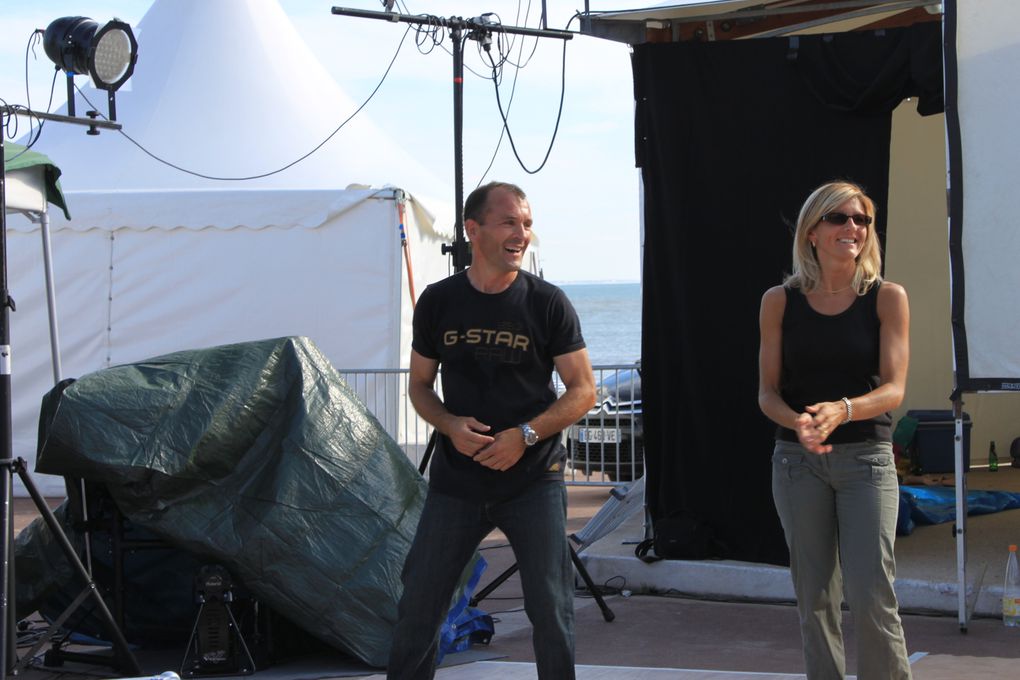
[{"left": 758, "top": 181, "right": 913, "bottom": 679}]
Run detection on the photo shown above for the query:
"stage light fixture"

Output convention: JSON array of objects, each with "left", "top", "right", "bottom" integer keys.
[
  {"left": 42, "top": 16, "right": 138, "bottom": 120},
  {"left": 44, "top": 17, "right": 137, "bottom": 90}
]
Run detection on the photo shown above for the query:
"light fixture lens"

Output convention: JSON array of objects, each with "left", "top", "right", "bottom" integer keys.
[{"left": 93, "top": 28, "right": 133, "bottom": 85}]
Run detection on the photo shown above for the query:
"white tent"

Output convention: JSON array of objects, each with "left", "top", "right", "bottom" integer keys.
[
  {"left": 5, "top": 0, "right": 470, "bottom": 496},
  {"left": 25, "top": 0, "right": 452, "bottom": 197}
]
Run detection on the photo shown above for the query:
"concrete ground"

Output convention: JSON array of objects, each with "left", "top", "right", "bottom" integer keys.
[{"left": 10, "top": 477, "right": 1020, "bottom": 679}]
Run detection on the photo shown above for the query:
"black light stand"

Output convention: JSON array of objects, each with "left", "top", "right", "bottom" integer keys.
[
  {"left": 328, "top": 8, "right": 613, "bottom": 624},
  {"left": 329, "top": 6, "right": 573, "bottom": 273},
  {"left": 1, "top": 109, "right": 140, "bottom": 678},
  {"left": 469, "top": 536, "right": 615, "bottom": 622},
  {"left": 0, "top": 459, "right": 141, "bottom": 677}
]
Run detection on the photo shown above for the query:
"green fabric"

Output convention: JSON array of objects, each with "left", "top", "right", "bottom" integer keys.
[
  {"left": 26, "top": 336, "right": 434, "bottom": 666},
  {"left": 3, "top": 141, "right": 71, "bottom": 220}
]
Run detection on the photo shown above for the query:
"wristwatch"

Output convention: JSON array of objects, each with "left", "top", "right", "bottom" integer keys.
[{"left": 519, "top": 422, "right": 539, "bottom": 446}]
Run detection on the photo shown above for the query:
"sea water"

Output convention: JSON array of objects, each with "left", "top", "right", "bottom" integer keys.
[{"left": 559, "top": 282, "right": 641, "bottom": 367}]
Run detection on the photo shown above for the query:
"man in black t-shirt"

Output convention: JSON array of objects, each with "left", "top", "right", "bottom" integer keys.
[{"left": 386, "top": 182, "right": 596, "bottom": 680}]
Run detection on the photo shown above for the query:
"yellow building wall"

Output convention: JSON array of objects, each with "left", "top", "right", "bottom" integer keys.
[{"left": 885, "top": 101, "right": 1020, "bottom": 468}]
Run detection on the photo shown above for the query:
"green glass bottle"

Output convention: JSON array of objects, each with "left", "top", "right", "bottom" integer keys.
[{"left": 989, "top": 441, "right": 999, "bottom": 472}]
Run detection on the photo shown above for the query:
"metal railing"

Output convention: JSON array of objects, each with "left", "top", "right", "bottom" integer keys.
[
  {"left": 338, "top": 364, "right": 642, "bottom": 486},
  {"left": 563, "top": 364, "right": 644, "bottom": 485}
]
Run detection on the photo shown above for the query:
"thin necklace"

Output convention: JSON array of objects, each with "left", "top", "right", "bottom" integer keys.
[{"left": 819, "top": 285, "right": 851, "bottom": 295}]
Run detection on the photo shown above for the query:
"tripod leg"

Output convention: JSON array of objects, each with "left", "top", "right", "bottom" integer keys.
[
  {"left": 225, "top": 603, "right": 257, "bottom": 675},
  {"left": 15, "top": 459, "right": 142, "bottom": 675},
  {"left": 14, "top": 587, "right": 90, "bottom": 672},
  {"left": 471, "top": 547, "right": 615, "bottom": 624},
  {"left": 569, "top": 546, "right": 614, "bottom": 622},
  {"left": 468, "top": 563, "right": 519, "bottom": 608},
  {"left": 417, "top": 430, "right": 437, "bottom": 476}
]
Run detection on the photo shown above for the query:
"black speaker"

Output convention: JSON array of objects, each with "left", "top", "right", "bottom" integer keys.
[{"left": 180, "top": 565, "right": 267, "bottom": 678}]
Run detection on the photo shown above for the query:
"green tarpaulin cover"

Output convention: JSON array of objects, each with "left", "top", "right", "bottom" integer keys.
[{"left": 22, "top": 336, "right": 431, "bottom": 666}]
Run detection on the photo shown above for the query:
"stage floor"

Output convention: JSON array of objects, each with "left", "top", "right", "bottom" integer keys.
[{"left": 12, "top": 471, "right": 1020, "bottom": 679}]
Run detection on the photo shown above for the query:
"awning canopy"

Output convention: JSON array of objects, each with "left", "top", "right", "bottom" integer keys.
[{"left": 581, "top": 0, "right": 942, "bottom": 44}]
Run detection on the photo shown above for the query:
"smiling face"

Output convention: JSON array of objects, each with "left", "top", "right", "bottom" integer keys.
[
  {"left": 465, "top": 187, "right": 533, "bottom": 275},
  {"left": 808, "top": 197, "right": 870, "bottom": 262}
]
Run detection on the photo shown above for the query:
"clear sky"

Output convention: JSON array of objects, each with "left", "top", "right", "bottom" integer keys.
[{"left": 0, "top": 1, "right": 669, "bottom": 283}]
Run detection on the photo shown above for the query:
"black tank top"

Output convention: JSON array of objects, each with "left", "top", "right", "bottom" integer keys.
[{"left": 777, "top": 284, "right": 891, "bottom": 444}]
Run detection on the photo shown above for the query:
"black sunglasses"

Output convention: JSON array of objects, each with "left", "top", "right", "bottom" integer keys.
[{"left": 820, "top": 212, "right": 872, "bottom": 226}]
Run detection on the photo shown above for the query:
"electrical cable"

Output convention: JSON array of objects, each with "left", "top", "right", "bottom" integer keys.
[
  {"left": 410, "top": 12, "right": 491, "bottom": 80},
  {"left": 436, "top": 41, "right": 490, "bottom": 79},
  {"left": 16, "top": 68, "right": 60, "bottom": 153},
  {"left": 498, "top": 1, "right": 542, "bottom": 71},
  {"left": 3, "top": 29, "right": 56, "bottom": 157},
  {"left": 25, "top": 30, "right": 42, "bottom": 111},
  {"left": 475, "top": 4, "right": 534, "bottom": 187},
  {"left": 413, "top": 15, "right": 446, "bottom": 57},
  {"left": 68, "top": 24, "right": 412, "bottom": 182},
  {"left": 483, "top": 15, "right": 573, "bottom": 176},
  {"left": 1, "top": 100, "right": 42, "bottom": 162},
  {"left": 576, "top": 574, "right": 629, "bottom": 598}
]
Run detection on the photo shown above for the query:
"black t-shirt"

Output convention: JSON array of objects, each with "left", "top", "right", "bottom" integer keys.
[
  {"left": 777, "top": 284, "right": 891, "bottom": 444},
  {"left": 413, "top": 270, "right": 586, "bottom": 501}
]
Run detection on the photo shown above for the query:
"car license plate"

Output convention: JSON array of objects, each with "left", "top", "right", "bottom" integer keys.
[{"left": 577, "top": 427, "right": 620, "bottom": 444}]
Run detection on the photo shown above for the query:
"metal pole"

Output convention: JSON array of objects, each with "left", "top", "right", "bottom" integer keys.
[
  {"left": 329, "top": 8, "right": 571, "bottom": 271},
  {"left": 0, "top": 128, "right": 14, "bottom": 680},
  {"left": 451, "top": 26, "right": 467, "bottom": 272},
  {"left": 953, "top": 396, "right": 968, "bottom": 631},
  {"left": 38, "top": 212, "right": 63, "bottom": 384},
  {"left": 0, "top": 460, "right": 10, "bottom": 680},
  {"left": 0, "top": 105, "right": 121, "bottom": 675}
]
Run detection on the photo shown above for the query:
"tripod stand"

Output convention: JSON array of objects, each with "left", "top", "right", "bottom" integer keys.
[
  {"left": 418, "top": 432, "right": 615, "bottom": 623},
  {"left": 469, "top": 538, "right": 615, "bottom": 622},
  {"left": 2, "top": 108, "right": 139, "bottom": 678},
  {"left": 0, "top": 457, "right": 141, "bottom": 678}
]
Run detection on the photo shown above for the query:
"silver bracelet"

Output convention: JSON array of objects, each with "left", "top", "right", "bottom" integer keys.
[{"left": 841, "top": 397, "right": 853, "bottom": 424}]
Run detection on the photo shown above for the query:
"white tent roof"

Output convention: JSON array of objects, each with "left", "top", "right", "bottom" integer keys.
[
  {"left": 21, "top": 0, "right": 451, "bottom": 204},
  {"left": 9, "top": 187, "right": 444, "bottom": 237}
]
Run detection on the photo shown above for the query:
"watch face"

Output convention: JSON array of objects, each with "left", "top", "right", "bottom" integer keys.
[{"left": 522, "top": 424, "right": 538, "bottom": 446}]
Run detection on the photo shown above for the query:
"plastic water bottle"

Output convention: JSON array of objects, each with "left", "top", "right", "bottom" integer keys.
[{"left": 1004, "top": 544, "right": 1020, "bottom": 627}]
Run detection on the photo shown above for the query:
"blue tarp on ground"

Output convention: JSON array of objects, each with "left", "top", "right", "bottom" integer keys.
[{"left": 897, "top": 486, "right": 1020, "bottom": 535}]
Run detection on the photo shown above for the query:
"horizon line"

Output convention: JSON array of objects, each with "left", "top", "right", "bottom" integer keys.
[{"left": 551, "top": 279, "right": 640, "bottom": 286}]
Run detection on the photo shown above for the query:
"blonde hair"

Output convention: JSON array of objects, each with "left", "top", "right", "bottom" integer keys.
[{"left": 784, "top": 181, "right": 883, "bottom": 294}]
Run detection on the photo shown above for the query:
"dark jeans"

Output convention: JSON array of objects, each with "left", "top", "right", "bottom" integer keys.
[{"left": 386, "top": 480, "right": 575, "bottom": 680}]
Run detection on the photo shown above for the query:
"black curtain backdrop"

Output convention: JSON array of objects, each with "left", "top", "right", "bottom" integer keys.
[{"left": 635, "top": 24, "right": 943, "bottom": 565}]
